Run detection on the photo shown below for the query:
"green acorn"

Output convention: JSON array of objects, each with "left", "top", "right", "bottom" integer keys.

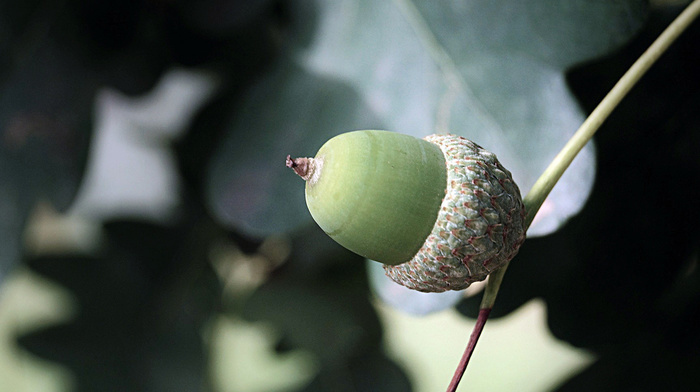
[{"left": 287, "top": 130, "right": 526, "bottom": 292}]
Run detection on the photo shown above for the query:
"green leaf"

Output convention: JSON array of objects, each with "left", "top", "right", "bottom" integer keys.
[
  {"left": 206, "top": 0, "right": 647, "bottom": 238},
  {"left": 296, "top": 0, "right": 647, "bottom": 236}
]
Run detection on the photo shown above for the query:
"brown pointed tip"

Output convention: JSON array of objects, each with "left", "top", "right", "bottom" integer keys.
[
  {"left": 285, "top": 155, "right": 295, "bottom": 168},
  {"left": 286, "top": 155, "right": 314, "bottom": 181}
]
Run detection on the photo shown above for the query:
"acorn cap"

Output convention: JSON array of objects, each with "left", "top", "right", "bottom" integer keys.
[
  {"left": 383, "top": 134, "right": 526, "bottom": 292},
  {"left": 288, "top": 130, "right": 526, "bottom": 292}
]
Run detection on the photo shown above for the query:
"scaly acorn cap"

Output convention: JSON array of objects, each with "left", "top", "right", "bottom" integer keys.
[{"left": 287, "top": 130, "right": 526, "bottom": 292}]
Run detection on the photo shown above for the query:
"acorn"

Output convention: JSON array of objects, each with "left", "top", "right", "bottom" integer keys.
[{"left": 287, "top": 130, "right": 526, "bottom": 292}]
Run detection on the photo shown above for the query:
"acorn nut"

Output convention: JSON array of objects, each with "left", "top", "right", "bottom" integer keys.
[{"left": 287, "top": 130, "right": 526, "bottom": 292}]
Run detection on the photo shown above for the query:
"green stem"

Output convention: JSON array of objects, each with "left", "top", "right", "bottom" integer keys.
[
  {"left": 522, "top": 0, "right": 700, "bottom": 230},
  {"left": 447, "top": 1, "right": 700, "bottom": 390},
  {"left": 484, "top": 0, "right": 700, "bottom": 311}
]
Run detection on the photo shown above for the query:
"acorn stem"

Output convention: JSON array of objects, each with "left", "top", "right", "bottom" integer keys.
[
  {"left": 446, "top": 308, "right": 491, "bottom": 392},
  {"left": 448, "top": 2, "right": 700, "bottom": 390},
  {"left": 445, "top": 268, "right": 506, "bottom": 391},
  {"left": 483, "top": 0, "right": 700, "bottom": 314},
  {"left": 522, "top": 0, "right": 700, "bottom": 229}
]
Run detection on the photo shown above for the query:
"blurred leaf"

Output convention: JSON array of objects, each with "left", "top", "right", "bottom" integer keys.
[
  {"left": 205, "top": 0, "right": 648, "bottom": 239},
  {"left": 163, "top": 0, "right": 282, "bottom": 70},
  {"left": 243, "top": 278, "right": 379, "bottom": 365},
  {"left": 299, "top": 351, "right": 413, "bottom": 392},
  {"left": 205, "top": 58, "right": 382, "bottom": 236},
  {"left": 0, "top": 0, "right": 284, "bottom": 280},
  {"left": 239, "top": 224, "right": 413, "bottom": 390},
  {"left": 18, "top": 219, "right": 221, "bottom": 392},
  {"left": 0, "top": 7, "right": 95, "bottom": 209},
  {"left": 458, "top": 5, "right": 700, "bottom": 390},
  {"left": 241, "top": 226, "right": 380, "bottom": 364},
  {"left": 171, "top": 0, "right": 276, "bottom": 33},
  {"left": 70, "top": 69, "right": 218, "bottom": 223},
  {"left": 0, "top": 2, "right": 95, "bottom": 283},
  {"left": 367, "top": 260, "right": 463, "bottom": 316},
  {"left": 62, "top": 0, "right": 283, "bottom": 94},
  {"left": 0, "top": 190, "right": 31, "bottom": 284},
  {"left": 297, "top": 0, "right": 648, "bottom": 236},
  {"left": 63, "top": 0, "right": 170, "bottom": 95}
]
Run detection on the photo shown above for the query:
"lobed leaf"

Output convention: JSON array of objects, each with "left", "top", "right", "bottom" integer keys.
[{"left": 207, "top": 0, "right": 648, "bottom": 238}]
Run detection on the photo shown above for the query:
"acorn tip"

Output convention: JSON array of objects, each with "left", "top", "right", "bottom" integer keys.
[{"left": 286, "top": 155, "right": 314, "bottom": 181}]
